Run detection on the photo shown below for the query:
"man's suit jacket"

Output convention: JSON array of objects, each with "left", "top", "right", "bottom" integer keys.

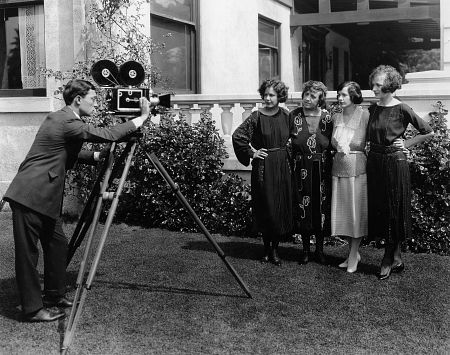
[{"left": 4, "top": 106, "right": 137, "bottom": 219}]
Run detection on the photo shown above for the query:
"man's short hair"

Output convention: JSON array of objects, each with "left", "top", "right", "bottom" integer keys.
[{"left": 63, "top": 79, "right": 95, "bottom": 105}]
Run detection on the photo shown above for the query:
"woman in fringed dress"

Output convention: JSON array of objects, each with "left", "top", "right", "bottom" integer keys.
[
  {"left": 367, "top": 65, "right": 434, "bottom": 280},
  {"left": 232, "top": 79, "right": 295, "bottom": 266}
]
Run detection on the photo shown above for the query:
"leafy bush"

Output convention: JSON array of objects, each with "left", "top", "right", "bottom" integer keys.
[
  {"left": 406, "top": 101, "right": 450, "bottom": 254},
  {"left": 110, "top": 111, "right": 252, "bottom": 236}
]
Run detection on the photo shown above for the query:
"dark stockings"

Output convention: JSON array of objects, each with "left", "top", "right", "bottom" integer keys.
[
  {"left": 300, "top": 231, "right": 325, "bottom": 264},
  {"left": 261, "top": 235, "right": 281, "bottom": 266},
  {"left": 380, "top": 241, "right": 402, "bottom": 277}
]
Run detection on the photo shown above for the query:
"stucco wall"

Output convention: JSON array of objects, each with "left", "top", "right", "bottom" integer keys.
[{"left": 199, "top": 0, "right": 293, "bottom": 94}]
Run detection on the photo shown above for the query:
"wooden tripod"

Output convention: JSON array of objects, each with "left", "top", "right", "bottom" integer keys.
[{"left": 61, "top": 136, "right": 252, "bottom": 354}]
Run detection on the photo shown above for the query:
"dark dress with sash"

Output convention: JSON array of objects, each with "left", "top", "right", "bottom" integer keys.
[
  {"left": 367, "top": 102, "right": 432, "bottom": 243},
  {"left": 232, "top": 108, "right": 295, "bottom": 240},
  {"left": 290, "top": 107, "right": 333, "bottom": 236}
]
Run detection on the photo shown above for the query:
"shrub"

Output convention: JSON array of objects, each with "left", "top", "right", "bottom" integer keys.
[
  {"left": 406, "top": 101, "right": 450, "bottom": 254},
  {"left": 110, "top": 111, "right": 252, "bottom": 236}
]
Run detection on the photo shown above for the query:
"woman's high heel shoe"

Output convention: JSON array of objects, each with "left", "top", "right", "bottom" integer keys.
[
  {"left": 338, "top": 259, "right": 348, "bottom": 268},
  {"left": 391, "top": 262, "right": 405, "bottom": 273},
  {"left": 347, "top": 259, "right": 359, "bottom": 273},
  {"left": 378, "top": 267, "right": 392, "bottom": 280},
  {"left": 339, "top": 252, "right": 361, "bottom": 268},
  {"left": 270, "top": 249, "right": 282, "bottom": 266}
]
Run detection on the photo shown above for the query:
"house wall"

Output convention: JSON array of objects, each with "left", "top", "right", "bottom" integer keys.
[
  {"left": 199, "top": 0, "right": 293, "bottom": 94},
  {"left": 1, "top": 0, "right": 449, "bottom": 212}
]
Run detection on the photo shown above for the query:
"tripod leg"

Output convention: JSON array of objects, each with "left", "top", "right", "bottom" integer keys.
[
  {"left": 62, "top": 141, "right": 138, "bottom": 354},
  {"left": 67, "top": 143, "right": 114, "bottom": 265},
  {"left": 67, "top": 141, "right": 135, "bottom": 265},
  {"left": 142, "top": 150, "right": 252, "bottom": 299}
]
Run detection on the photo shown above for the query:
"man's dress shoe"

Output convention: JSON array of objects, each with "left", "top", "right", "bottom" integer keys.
[
  {"left": 43, "top": 296, "right": 73, "bottom": 308},
  {"left": 24, "top": 308, "right": 65, "bottom": 322}
]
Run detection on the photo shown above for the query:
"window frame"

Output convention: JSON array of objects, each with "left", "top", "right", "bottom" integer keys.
[
  {"left": 0, "top": 0, "right": 46, "bottom": 97},
  {"left": 258, "top": 16, "right": 281, "bottom": 83},
  {"left": 150, "top": 0, "right": 199, "bottom": 94}
]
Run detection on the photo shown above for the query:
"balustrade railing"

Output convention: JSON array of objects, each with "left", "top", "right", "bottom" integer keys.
[{"left": 163, "top": 92, "right": 378, "bottom": 169}]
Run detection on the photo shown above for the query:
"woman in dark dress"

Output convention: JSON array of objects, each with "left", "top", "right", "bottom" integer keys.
[
  {"left": 232, "top": 79, "right": 295, "bottom": 266},
  {"left": 291, "top": 81, "right": 333, "bottom": 264},
  {"left": 367, "top": 65, "right": 434, "bottom": 280}
]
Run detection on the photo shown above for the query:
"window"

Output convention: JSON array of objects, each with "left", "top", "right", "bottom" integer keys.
[
  {"left": 302, "top": 26, "right": 326, "bottom": 83},
  {"left": 0, "top": 1, "right": 46, "bottom": 97},
  {"left": 258, "top": 17, "right": 280, "bottom": 84},
  {"left": 150, "top": 0, "right": 198, "bottom": 94}
]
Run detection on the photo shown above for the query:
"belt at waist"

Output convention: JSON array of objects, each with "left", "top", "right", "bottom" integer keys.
[
  {"left": 295, "top": 152, "right": 326, "bottom": 161},
  {"left": 337, "top": 151, "right": 365, "bottom": 154},
  {"left": 266, "top": 147, "right": 286, "bottom": 152},
  {"left": 369, "top": 143, "right": 402, "bottom": 154}
]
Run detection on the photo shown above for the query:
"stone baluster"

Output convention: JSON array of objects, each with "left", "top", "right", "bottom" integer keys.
[
  {"left": 219, "top": 103, "right": 234, "bottom": 157},
  {"left": 178, "top": 104, "right": 193, "bottom": 124},
  {"left": 219, "top": 103, "right": 234, "bottom": 137},
  {"left": 286, "top": 102, "right": 298, "bottom": 112},
  {"left": 241, "top": 103, "right": 255, "bottom": 122}
]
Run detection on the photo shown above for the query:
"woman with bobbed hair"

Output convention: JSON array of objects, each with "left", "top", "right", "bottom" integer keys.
[
  {"left": 330, "top": 81, "right": 369, "bottom": 273},
  {"left": 232, "top": 79, "right": 295, "bottom": 266},
  {"left": 291, "top": 80, "right": 333, "bottom": 265},
  {"left": 367, "top": 65, "right": 434, "bottom": 280}
]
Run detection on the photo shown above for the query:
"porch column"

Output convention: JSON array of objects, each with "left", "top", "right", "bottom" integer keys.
[{"left": 442, "top": 0, "right": 450, "bottom": 71}]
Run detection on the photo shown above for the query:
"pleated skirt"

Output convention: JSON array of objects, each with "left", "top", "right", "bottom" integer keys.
[
  {"left": 366, "top": 149, "right": 411, "bottom": 243},
  {"left": 331, "top": 174, "right": 368, "bottom": 239}
]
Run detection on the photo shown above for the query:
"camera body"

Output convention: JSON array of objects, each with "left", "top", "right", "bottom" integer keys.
[
  {"left": 91, "top": 60, "right": 171, "bottom": 115},
  {"left": 105, "top": 87, "right": 151, "bottom": 114}
]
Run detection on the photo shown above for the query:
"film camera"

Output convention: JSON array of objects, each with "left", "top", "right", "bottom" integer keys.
[{"left": 90, "top": 59, "right": 171, "bottom": 115}]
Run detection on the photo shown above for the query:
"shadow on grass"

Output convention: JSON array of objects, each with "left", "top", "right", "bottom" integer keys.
[
  {"left": 93, "top": 279, "right": 249, "bottom": 299},
  {"left": 65, "top": 271, "right": 248, "bottom": 299},
  {"left": 182, "top": 240, "right": 380, "bottom": 276}
]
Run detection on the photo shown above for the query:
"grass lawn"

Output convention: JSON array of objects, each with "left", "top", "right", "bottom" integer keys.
[{"left": 0, "top": 216, "right": 448, "bottom": 354}]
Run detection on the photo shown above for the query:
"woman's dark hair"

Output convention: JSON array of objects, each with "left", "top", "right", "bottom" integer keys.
[
  {"left": 368, "top": 65, "right": 402, "bottom": 93},
  {"left": 63, "top": 79, "right": 96, "bottom": 105},
  {"left": 302, "top": 80, "right": 328, "bottom": 108},
  {"left": 258, "top": 79, "right": 289, "bottom": 103},
  {"left": 337, "top": 81, "right": 363, "bottom": 104}
]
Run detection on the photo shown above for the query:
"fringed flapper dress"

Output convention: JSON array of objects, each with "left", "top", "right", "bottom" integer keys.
[
  {"left": 290, "top": 107, "right": 333, "bottom": 236},
  {"left": 330, "top": 106, "right": 368, "bottom": 239},
  {"left": 367, "top": 103, "right": 432, "bottom": 243},
  {"left": 232, "top": 108, "right": 295, "bottom": 240}
]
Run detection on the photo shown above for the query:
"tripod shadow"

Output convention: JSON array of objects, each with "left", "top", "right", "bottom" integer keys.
[
  {"left": 92, "top": 279, "right": 249, "bottom": 299},
  {"left": 65, "top": 269, "right": 248, "bottom": 301}
]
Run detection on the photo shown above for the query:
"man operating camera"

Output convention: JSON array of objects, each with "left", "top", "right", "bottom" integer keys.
[{"left": 3, "top": 79, "right": 150, "bottom": 322}]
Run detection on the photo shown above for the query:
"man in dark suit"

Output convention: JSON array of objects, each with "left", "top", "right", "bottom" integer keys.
[{"left": 4, "top": 79, "right": 150, "bottom": 322}]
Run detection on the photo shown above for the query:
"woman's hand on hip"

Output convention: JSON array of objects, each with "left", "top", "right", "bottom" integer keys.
[
  {"left": 392, "top": 138, "right": 410, "bottom": 158},
  {"left": 253, "top": 148, "right": 268, "bottom": 160}
]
